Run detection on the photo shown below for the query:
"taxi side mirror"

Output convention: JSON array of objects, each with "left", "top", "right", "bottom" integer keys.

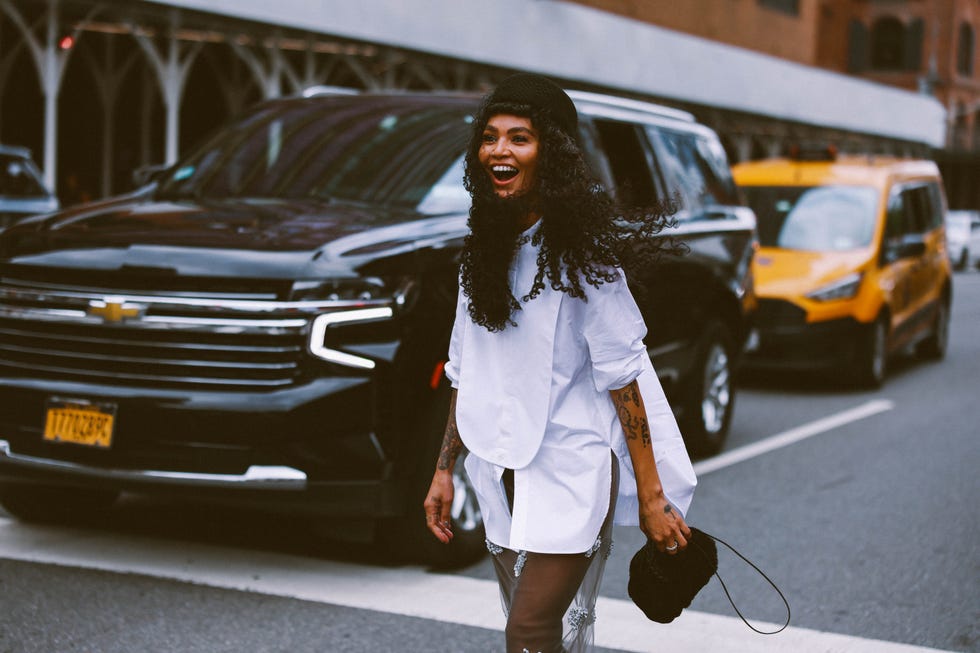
[{"left": 882, "top": 235, "right": 926, "bottom": 264}]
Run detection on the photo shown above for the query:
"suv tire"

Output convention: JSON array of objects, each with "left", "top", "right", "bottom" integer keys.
[
  {"left": 680, "top": 321, "right": 735, "bottom": 457},
  {"left": 379, "top": 382, "right": 486, "bottom": 569}
]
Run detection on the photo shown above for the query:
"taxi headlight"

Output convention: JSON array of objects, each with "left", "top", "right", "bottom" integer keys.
[{"left": 806, "top": 272, "right": 863, "bottom": 302}]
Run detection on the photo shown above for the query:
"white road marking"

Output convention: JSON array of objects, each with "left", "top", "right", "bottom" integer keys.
[
  {"left": 0, "top": 517, "right": 950, "bottom": 653},
  {"left": 693, "top": 399, "right": 895, "bottom": 476}
]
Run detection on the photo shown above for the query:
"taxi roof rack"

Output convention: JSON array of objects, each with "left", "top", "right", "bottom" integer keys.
[{"left": 787, "top": 142, "right": 837, "bottom": 162}]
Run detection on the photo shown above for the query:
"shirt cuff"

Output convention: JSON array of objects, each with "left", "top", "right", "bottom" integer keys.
[
  {"left": 444, "top": 359, "right": 460, "bottom": 389},
  {"left": 592, "top": 347, "right": 646, "bottom": 393}
]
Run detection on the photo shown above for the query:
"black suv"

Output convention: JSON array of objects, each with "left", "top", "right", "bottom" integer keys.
[{"left": 0, "top": 90, "right": 755, "bottom": 566}]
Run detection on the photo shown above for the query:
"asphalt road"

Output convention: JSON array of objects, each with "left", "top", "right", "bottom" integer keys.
[{"left": 1, "top": 273, "right": 978, "bottom": 653}]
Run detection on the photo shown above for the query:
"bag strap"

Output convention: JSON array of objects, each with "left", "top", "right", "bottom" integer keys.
[{"left": 692, "top": 532, "right": 791, "bottom": 635}]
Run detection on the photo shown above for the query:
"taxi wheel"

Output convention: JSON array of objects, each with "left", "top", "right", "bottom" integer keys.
[
  {"left": 0, "top": 484, "right": 118, "bottom": 523},
  {"left": 379, "top": 382, "right": 486, "bottom": 569},
  {"left": 916, "top": 298, "right": 949, "bottom": 360},
  {"left": 854, "top": 316, "right": 888, "bottom": 388},
  {"left": 680, "top": 321, "right": 735, "bottom": 457}
]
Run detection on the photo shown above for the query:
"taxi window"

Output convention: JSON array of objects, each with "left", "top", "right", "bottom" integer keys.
[{"left": 899, "top": 185, "right": 934, "bottom": 234}]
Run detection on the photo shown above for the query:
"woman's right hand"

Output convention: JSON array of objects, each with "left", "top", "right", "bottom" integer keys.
[{"left": 423, "top": 470, "right": 455, "bottom": 543}]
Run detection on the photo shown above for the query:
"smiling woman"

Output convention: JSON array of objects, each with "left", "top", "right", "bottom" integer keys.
[{"left": 423, "top": 73, "right": 695, "bottom": 653}]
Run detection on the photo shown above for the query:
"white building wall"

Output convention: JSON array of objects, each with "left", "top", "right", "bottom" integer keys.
[{"left": 150, "top": 0, "right": 946, "bottom": 146}]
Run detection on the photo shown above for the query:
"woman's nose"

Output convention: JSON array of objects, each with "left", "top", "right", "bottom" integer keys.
[{"left": 490, "top": 139, "right": 509, "bottom": 156}]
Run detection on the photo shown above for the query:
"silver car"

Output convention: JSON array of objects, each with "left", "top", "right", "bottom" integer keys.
[
  {"left": 946, "top": 210, "right": 980, "bottom": 271},
  {"left": 0, "top": 145, "right": 59, "bottom": 229}
]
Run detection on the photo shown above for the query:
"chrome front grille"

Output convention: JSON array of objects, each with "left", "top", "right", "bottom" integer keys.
[{"left": 0, "top": 275, "right": 392, "bottom": 389}]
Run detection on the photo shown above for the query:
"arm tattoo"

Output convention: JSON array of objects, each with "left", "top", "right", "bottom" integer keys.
[
  {"left": 437, "top": 391, "right": 465, "bottom": 470},
  {"left": 611, "top": 380, "right": 651, "bottom": 447}
]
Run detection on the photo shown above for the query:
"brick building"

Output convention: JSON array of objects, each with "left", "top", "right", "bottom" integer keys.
[{"left": 567, "top": 0, "right": 979, "bottom": 206}]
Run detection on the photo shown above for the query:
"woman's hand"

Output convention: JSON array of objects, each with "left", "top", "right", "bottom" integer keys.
[
  {"left": 423, "top": 470, "right": 455, "bottom": 543},
  {"left": 639, "top": 493, "right": 692, "bottom": 555}
]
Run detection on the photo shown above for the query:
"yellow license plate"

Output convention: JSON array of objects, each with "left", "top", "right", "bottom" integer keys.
[{"left": 43, "top": 400, "right": 116, "bottom": 449}]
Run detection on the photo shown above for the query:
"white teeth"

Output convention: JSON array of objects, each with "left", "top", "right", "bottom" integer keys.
[{"left": 492, "top": 165, "right": 518, "bottom": 172}]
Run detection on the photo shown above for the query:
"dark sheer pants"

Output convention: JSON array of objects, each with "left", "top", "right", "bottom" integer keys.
[{"left": 488, "top": 453, "right": 618, "bottom": 653}]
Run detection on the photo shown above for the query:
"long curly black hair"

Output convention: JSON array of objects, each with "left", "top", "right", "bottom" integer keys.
[{"left": 460, "top": 99, "right": 683, "bottom": 332}]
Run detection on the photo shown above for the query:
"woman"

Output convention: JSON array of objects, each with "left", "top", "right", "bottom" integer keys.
[{"left": 424, "top": 73, "right": 697, "bottom": 653}]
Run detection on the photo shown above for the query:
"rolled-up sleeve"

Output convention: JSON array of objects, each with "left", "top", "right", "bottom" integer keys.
[
  {"left": 444, "top": 284, "right": 467, "bottom": 389},
  {"left": 581, "top": 268, "right": 648, "bottom": 393}
]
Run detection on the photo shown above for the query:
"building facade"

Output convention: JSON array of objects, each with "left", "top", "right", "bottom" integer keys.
[
  {"left": 0, "top": 0, "right": 968, "bottom": 207},
  {"left": 568, "top": 0, "right": 979, "bottom": 207}
]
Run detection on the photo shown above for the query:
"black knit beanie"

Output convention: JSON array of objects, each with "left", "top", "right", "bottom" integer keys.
[{"left": 485, "top": 73, "right": 578, "bottom": 137}]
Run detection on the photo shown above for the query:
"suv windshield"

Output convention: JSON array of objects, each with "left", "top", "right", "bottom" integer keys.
[
  {"left": 157, "top": 96, "right": 474, "bottom": 214},
  {"left": 742, "top": 185, "right": 879, "bottom": 251},
  {"left": 0, "top": 154, "right": 47, "bottom": 198}
]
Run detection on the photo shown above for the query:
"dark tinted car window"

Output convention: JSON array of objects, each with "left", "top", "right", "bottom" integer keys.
[
  {"left": 158, "top": 97, "right": 473, "bottom": 214},
  {"left": 0, "top": 154, "right": 46, "bottom": 197},
  {"left": 743, "top": 185, "right": 878, "bottom": 251},
  {"left": 902, "top": 185, "right": 933, "bottom": 234},
  {"left": 655, "top": 129, "right": 738, "bottom": 209},
  {"left": 592, "top": 120, "right": 661, "bottom": 206}
]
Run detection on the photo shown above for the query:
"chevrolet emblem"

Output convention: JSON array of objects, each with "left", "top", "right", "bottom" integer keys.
[{"left": 87, "top": 297, "right": 146, "bottom": 323}]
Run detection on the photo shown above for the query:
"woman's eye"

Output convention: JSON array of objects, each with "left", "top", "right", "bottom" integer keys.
[
  {"left": 512, "top": 135, "right": 527, "bottom": 143},
  {"left": 482, "top": 134, "right": 495, "bottom": 143}
]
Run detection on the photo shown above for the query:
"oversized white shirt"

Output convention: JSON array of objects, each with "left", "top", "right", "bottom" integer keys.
[{"left": 444, "top": 220, "right": 697, "bottom": 554}]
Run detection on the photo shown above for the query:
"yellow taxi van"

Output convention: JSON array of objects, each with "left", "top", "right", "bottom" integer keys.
[{"left": 733, "top": 147, "right": 952, "bottom": 387}]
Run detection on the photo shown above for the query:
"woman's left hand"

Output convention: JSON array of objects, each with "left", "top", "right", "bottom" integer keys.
[{"left": 639, "top": 494, "right": 692, "bottom": 555}]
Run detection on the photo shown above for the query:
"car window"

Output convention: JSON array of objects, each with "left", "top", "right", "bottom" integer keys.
[
  {"left": 653, "top": 128, "right": 738, "bottom": 210},
  {"left": 884, "top": 187, "right": 909, "bottom": 242},
  {"left": 0, "top": 154, "right": 47, "bottom": 198},
  {"left": 925, "top": 182, "right": 945, "bottom": 230},
  {"left": 901, "top": 185, "right": 934, "bottom": 235},
  {"left": 741, "top": 185, "right": 878, "bottom": 251},
  {"left": 157, "top": 98, "right": 473, "bottom": 215},
  {"left": 591, "top": 119, "right": 662, "bottom": 207}
]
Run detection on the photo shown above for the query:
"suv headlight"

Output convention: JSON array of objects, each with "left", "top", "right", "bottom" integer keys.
[
  {"left": 805, "top": 272, "right": 863, "bottom": 302},
  {"left": 309, "top": 307, "right": 394, "bottom": 369}
]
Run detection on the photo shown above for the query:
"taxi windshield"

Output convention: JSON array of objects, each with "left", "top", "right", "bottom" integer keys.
[{"left": 742, "top": 185, "right": 879, "bottom": 251}]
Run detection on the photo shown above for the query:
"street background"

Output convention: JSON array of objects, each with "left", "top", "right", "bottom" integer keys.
[{"left": 1, "top": 275, "right": 976, "bottom": 653}]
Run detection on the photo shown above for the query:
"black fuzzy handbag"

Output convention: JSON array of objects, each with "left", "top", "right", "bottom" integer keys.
[{"left": 628, "top": 528, "right": 790, "bottom": 634}]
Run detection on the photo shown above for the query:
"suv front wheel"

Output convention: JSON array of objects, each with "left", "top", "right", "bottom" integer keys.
[{"left": 680, "top": 321, "right": 735, "bottom": 457}]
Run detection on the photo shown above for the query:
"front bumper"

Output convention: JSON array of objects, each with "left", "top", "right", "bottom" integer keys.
[
  {"left": 744, "top": 316, "right": 865, "bottom": 371},
  {"left": 0, "top": 374, "right": 406, "bottom": 518}
]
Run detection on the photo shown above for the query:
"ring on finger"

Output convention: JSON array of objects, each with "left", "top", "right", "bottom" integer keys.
[{"left": 665, "top": 540, "right": 679, "bottom": 552}]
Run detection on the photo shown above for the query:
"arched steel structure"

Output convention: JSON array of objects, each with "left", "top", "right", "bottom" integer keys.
[{"left": 0, "top": 0, "right": 940, "bottom": 203}]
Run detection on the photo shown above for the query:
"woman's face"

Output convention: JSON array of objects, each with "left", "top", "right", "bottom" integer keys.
[{"left": 478, "top": 114, "right": 540, "bottom": 198}]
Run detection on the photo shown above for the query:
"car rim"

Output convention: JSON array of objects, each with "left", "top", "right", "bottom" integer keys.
[
  {"left": 701, "top": 343, "right": 731, "bottom": 435},
  {"left": 936, "top": 303, "right": 949, "bottom": 352},
  {"left": 451, "top": 455, "right": 481, "bottom": 532},
  {"left": 872, "top": 321, "right": 886, "bottom": 380}
]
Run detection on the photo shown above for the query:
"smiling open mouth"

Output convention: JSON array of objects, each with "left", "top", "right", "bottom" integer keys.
[{"left": 491, "top": 165, "right": 519, "bottom": 182}]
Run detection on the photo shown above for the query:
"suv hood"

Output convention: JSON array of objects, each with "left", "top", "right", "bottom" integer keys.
[{"left": 0, "top": 196, "right": 468, "bottom": 279}]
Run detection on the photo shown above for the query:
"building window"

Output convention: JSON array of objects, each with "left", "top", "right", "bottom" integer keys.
[
  {"left": 870, "top": 17, "right": 905, "bottom": 70},
  {"left": 758, "top": 0, "right": 799, "bottom": 16},
  {"left": 958, "top": 23, "right": 975, "bottom": 76}
]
